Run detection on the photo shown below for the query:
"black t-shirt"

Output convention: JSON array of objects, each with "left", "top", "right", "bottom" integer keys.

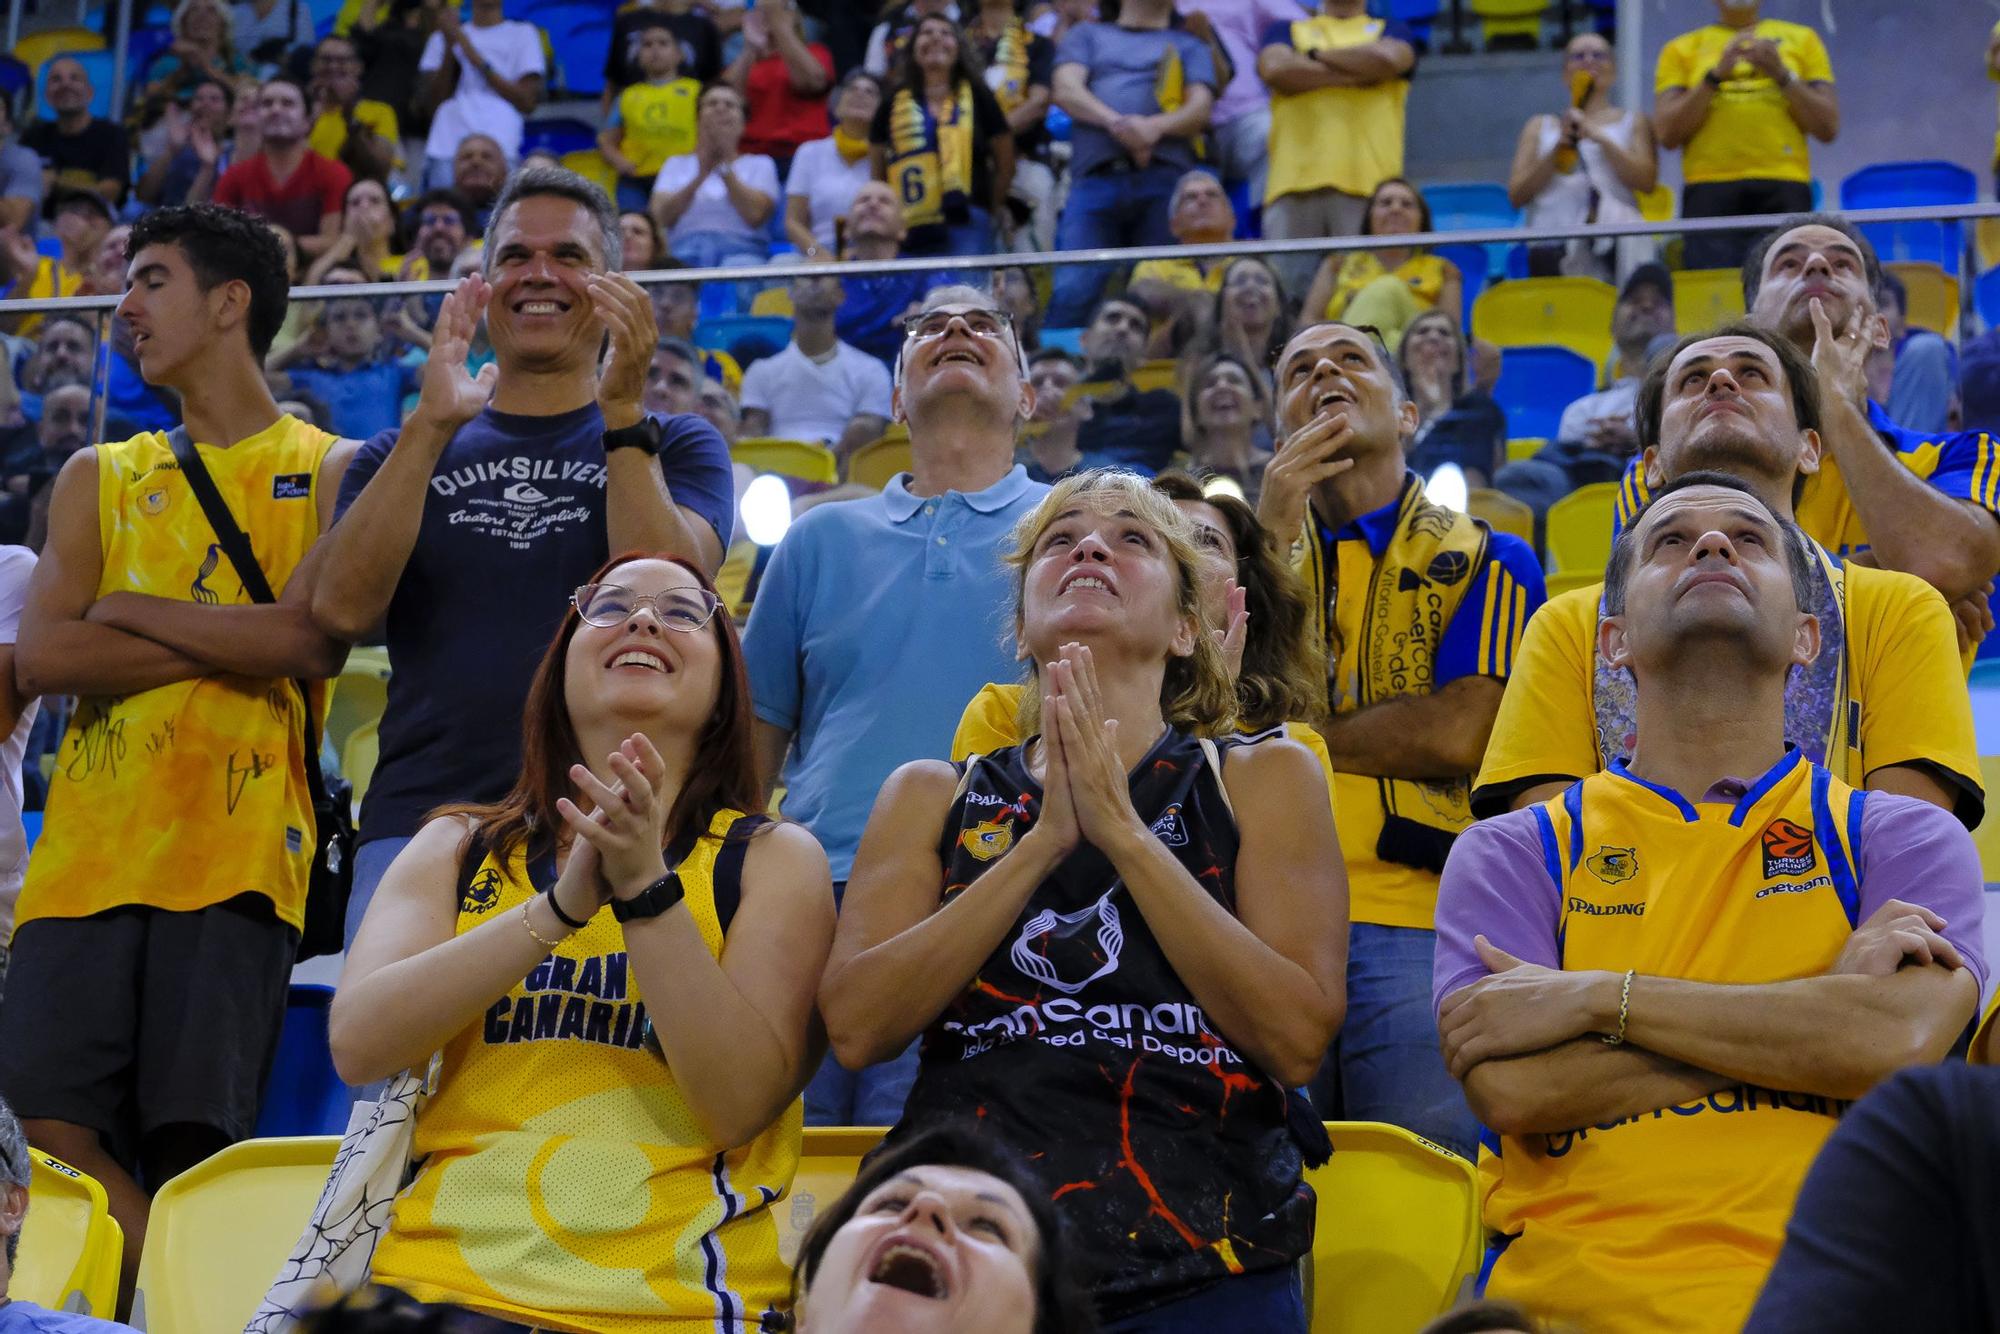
[
  {"left": 1407, "top": 391, "right": 1507, "bottom": 482},
  {"left": 868, "top": 77, "right": 1010, "bottom": 239},
  {"left": 603, "top": 8, "right": 722, "bottom": 89},
  {"left": 1743, "top": 1063, "right": 2000, "bottom": 1332},
  {"left": 892, "top": 728, "right": 1316, "bottom": 1320},
  {"left": 966, "top": 25, "right": 1054, "bottom": 159},
  {"left": 1076, "top": 377, "right": 1183, "bottom": 476},
  {"left": 21, "top": 118, "right": 129, "bottom": 203},
  {"left": 332, "top": 404, "right": 734, "bottom": 844}
]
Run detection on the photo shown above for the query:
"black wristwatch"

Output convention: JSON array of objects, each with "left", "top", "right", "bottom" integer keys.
[
  {"left": 611, "top": 870, "right": 686, "bottom": 922},
  {"left": 604, "top": 417, "right": 663, "bottom": 457}
]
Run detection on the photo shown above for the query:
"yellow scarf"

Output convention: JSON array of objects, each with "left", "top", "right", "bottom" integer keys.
[
  {"left": 988, "top": 17, "right": 1031, "bottom": 112},
  {"left": 885, "top": 83, "right": 974, "bottom": 231},
  {"left": 1154, "top": 41, "right": 1205, "bottom": 160},
  {"left": 832, "top": 124, "right": 871, "bottom": 163},
  {"left": 1293, "top": 474, "right": 1490, "bottom": 871}
]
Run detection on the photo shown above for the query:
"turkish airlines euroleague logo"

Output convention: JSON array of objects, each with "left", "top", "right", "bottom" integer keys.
[{"left": 1760, "top": 818, "right": 1816, "bottom": 878}]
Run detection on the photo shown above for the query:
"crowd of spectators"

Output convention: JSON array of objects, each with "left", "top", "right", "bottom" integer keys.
[{"left": 0, "top": 1, "right": 1999, "bottom": 1331}]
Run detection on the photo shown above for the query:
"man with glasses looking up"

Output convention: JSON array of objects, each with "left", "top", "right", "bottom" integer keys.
[
  {"left": 743, "top": 284, "right": 1049, "bottom": 1127},
  {"left": 310, "top": 166, "right": 734, "bottom": 949}
]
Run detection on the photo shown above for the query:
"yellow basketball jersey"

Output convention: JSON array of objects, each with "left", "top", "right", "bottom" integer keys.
[
  {"left": 1482, "top": 752, "right": 1862, "bottom": 1334},
  {"left": 18, "top": 416, "right": 335, "bottom": 931},
  {"left": 368, "top": 808, "right": 799, "bottom": 1333}
]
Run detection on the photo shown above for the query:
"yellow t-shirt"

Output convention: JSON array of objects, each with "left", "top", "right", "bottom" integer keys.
[
  {"left": 1655, "top": 19, "right": 1831, "bottom": 185},
  {"left": 1319, "top": 249, "right": 1450, "bottom": 322},
  {"left": 1264, "top": 13, "right": 1411, "bottom": 203},
  {"left": 370, "top": 808, "right": 798, "bottom": 1333},
  {"left": 950, "top": 681, "right": 1339, "bottom": 828},
  {"left": 1480, "top": 754, "right": 1861, "bottom": 1333},
  {"left": 615, "top": 77, "right": 702, "bottom": 178},
  {"left": 16, "top": 416, "right": 337, "bottom": 932},
  {"left": 1128, "top": 257, "right": 1227, "bottom": 293},
  {"left": 1472, "top": 570, "right": 1982, "bottom": 827},
  {"left": 308, "top": 99, "right": 405, "bottom": 169}
]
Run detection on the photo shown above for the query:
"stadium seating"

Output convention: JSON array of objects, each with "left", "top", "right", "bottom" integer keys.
[
  {"left": 1505, "top": 436, "right": 1546, "bottom": 463},
  {"left": 1839, "top": 160, "right": 1977, "bottom": 276},
  {"left": 1468, "top": 0, "right": 1546, "bottom": 49},
  {"left": 1884, "top": 261, "right": 1959, "bottom": 339},
  {"left": 1468, "top": 488, "right": 1534, "bottom": 546},
  {"left": 1382, "top": 0, "right": 1441, "bottom": 48},
  {"left": 342, "top": 720, "right": 380, "bottom": 805},
  {"left": 1489, "top": 344, "right": 1593, "bottom": 441},
  {"left": 1544, "top": 480, "right": 1619, "bottom": 573},
  {"left": 1431, "top": 242, "right": 1489, "bottom": 328},
  {"left": 131, "top": 1136, "right": 341, "bottom": 1334},
  {"left": 848, "top": 427, "right": 913, "bottom": 489},
  {"left": 694, "top": 316, "right": 793, "bottom": 368},
  {"left": 14, "top": 27, "right": 105, "bottom": 80},
  {"left": 15, "top": 1149, "right": 122, "bottom": 1320},
  {"left": 1471, "top": 276, "right": 1617, "bottom": 370},
  {"left": 732, "top": 437, "right": 839, "bottom": 485},
  {"left": 776, "top": 1125, "right": 884, "bottom": 1265},
  {"left": 560, "top": 148, "right": 618, "bottom": 198},
  {"left": 325, "top": 646, "right": 389, "bottom": 766},
  {"left": 750, "top": 286, "right": 796, "bottom": 317},
  {"left": 536, "top": 3, "right": 615, "bottom": 97},
  {"left": 253, "top": 984, "right": 352, "bottom": 1138},
  {"left": 1979, "top": 267, "right": 2000, "bottom": 333},
  {"left": 519, "top": 116, "right": 598, "bottom": 161},
  {"left": 1672, "top": 267, "right": 1745, "bottom": 333},
  {"left": 1544, "top": 567, "right": 1602, "bottom": 597},
  {"left": 1423, "top": 182, "right": 1519, "bottom": 275},
  {"left": 1038, "top": 327, "right": 1086, "bottom": 357},
  {"left": 1304, "top": 1122, "right": 1481, "bottom": 1332}
]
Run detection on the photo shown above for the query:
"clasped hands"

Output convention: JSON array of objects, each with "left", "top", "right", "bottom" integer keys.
[
  {"left": 1029, "top": 643, "right": 1150, "bottom": 860},
  {"left": 548, "top": 733, "right": 676, "bottom": 922}
]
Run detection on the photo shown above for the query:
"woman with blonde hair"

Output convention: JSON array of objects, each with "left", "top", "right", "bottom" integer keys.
[{"left": 820, "top": 470, "right": 1346, "bottom": 1331}]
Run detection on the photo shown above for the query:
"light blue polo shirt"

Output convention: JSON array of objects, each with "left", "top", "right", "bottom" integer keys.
[{"left": 743, "top": 465, "right": 1050, "bottom": 882}]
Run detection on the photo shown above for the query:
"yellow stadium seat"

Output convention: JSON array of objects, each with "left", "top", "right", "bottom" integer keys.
[
  {"left": 1468, "top": 487, "right": 1534, "bottom": 546},
  {"left": 1974, "top": 756, "right": 2000, "bottom": 883},
  {"left": 1469, "top": 0, "right": 1545, "bottom": 46},
  {"left": 559, "top": 149, "right": 617, "bottom": 197},
  {"left": 1672, "top": 267, "right": 1746, "bottom": 333},
  {"left": 1545, "top": 481, "right": 1619, "bottom": 574},
  {"left": 777, "top": 1126, "right": 885, "bottom": 1267},
  {"left": 1545, "top": 567, "right": 1603, "bottom": 598},
  {"left": 342, "top": 719, "right": 380, "bottom": 807},
  {"left": 733, "top": 437, "right": 838, "bottom": 485},
  {"left": 14, "top": 28, "right": 105, "bottom": 76},
  {"left": 132, "top": 1136, "right": 340, "bottom": 1334},
  {"left": 1885, "top": 261, "right": 1960, "bottom": 338},
  {"left": 1471, "top": 277, "right": 1618, "bottom": 371},
  {"left": 750, "top": 286, "right": 796, "bottom": 317},
  {"left": 1305, "top": 1122, "right": 1481, "bottom": 1333},
  {"left": 848, "top": 430, "right": 913, "bottom": 490},
  {"left": 1635, "top": 184, "right": 1675, "bottom": 223},
  {"left": 1505, "top": 437, "right": 1546, "bottom": 463},
  {"left": 16, "top": 1149, "right": 122, "bottom": 1320},
  {"left": 325, "top": 646, "right": 390, "bottom": 766}
]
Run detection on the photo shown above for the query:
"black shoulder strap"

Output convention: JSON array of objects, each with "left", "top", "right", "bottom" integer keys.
[
  {"left": 709, "top": 813, "right": 770, "bottom": 938},
  {"left": 454, "top": 822, "right": 494, "bottom": 905},
  {"left": 166, "top": 426, "right": 328, "bottom": 798}
]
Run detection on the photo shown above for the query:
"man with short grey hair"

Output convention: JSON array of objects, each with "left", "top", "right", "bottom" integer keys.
[
  {"left": 0, "top": 1095, "right": 139, "bottom": 1329},
  {"left": 310, "top": 166, "right": 735, "bottom": 944},
  {"left": 744, "top": 283, "right": 1047, "bottom": 1125}
]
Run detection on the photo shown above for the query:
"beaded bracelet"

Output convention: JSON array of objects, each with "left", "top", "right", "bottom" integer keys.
[{"left": 521, "top": 896, "right": 565, "bottom": 950}]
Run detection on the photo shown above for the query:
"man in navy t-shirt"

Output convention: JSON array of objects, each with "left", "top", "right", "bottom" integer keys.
[{"left": 313, "top": 164, "right": 733, "bottom": 942}]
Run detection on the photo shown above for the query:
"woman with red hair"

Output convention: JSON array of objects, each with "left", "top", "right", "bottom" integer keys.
[{"left": 330, "top": 552, "right": 834, "bottom": 1331}]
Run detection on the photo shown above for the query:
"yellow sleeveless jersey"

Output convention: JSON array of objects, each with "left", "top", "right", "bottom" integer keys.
[
  {"left": 17, "top": 416, "right": 335, "bottom": 931},
  {"left": 1482, "top": 751, "right": 1863, "bottom": 1333},
  {"left": 369, "top": 808, "right": 799, "bottom": 1333}
]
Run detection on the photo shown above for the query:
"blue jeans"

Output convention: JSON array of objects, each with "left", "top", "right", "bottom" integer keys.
[
  {"left": 1048, "top": 163, "right": 1183, "bottom": 326},
  {"left": 1308, "top": 922, "right": 1477, "bottom": 1161},
  {"left": 804, "top": 876, "right": 921, "bottom": 1126},
  {"left": 1102, "top": 1268, "right": 1306, "bottom": 1334},
  {"left": 669, "top": 229, "right": 769, "bottom": 270},
  {"left": 907, "top": 206, "right": 994, "bottom": 260},
  {"left": 346, "top": 835, "right": 415, "bottom": 949}
]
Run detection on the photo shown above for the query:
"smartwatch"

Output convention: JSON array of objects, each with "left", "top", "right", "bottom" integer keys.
[
  {"left": 612, "top": 871, "right": 686, "bottom": 922},
  {"left": 604, "top": 418, "right": 663, "bottom": 457}
]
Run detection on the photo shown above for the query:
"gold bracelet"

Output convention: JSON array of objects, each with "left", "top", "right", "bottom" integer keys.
[
  {"left": 1602, "top": 968, "right": 1634, "bottom": 1046},
  {"left": 521, "top": 897, "right": 565, "bottom": 950}
]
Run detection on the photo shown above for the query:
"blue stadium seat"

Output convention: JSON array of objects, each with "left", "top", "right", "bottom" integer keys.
[
  {"left": 252, "top": 984, "right": 350, "bottom": 1138},
  {"left": 537, "top": 3, "right": 614, "bottom": 97},
  {"left": 1038, "top": 326, "right": 1085, "bottom": 357},
  {"left": 1977, "top": 266, "right": 2000, "bottom": 331},
  {"left": 0, "top": 55, "right": 30, "bottom": 104},
  {"left": 1490, "top": 343, "right": 1595, "bottom": 442},
  {"left": 1423, "top": 182, "right": 1519, "bottom": 276},
  {"left": 35, "top": 50, "right": 115, "bottom": 122},
  {"left": 695, "top": 316, "right": 793, "bottom": 367},
  {"left": 1226, "top": 178, "right": 1260, "bottom": 240},
  {"left": 1839, "top": 160, "right": 1978, "bottom": 276},
  {"left": 21, "top": 811, "right": 37, "bottom": 854},
  {"left": 1377, "top": 0, "right": 1439, "bottom": 47},
  {"left": 124, "top": 27, "right": 174, "bottom": 93},
  {"left": 519, "top": 116, "right": 597, "bottom": 160},
  {"left": 1431, "top": 242, "right": 1488, "bottom": 328}
]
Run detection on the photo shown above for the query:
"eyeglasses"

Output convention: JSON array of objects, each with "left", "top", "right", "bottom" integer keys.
[
  {"left": 572, "top": 583, "right": 723, "bottom": 631},
  {"left": 902, "top": 307, "right": 1014, "bottom": 342}
]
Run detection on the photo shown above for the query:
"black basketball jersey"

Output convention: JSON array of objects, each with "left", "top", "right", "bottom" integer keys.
[{"left": 892, "top": 726, "right": 1316, "bottom": 1320}]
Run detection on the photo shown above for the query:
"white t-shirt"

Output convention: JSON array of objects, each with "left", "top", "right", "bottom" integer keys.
[
  {"left": 419, "top": 19, "right": 546, "bottom": 162},
  {"left": 0, "top": 546, "right": 40, "bottom": 942},
  {"left": 785, "top": 136, "right": 872, "bottom": 252},
  {"left": 650, "top": 152, "right": 782, "bottom": 246},
  {"left": 739, "top": 339, "right": 892, "bottom": 444}
]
